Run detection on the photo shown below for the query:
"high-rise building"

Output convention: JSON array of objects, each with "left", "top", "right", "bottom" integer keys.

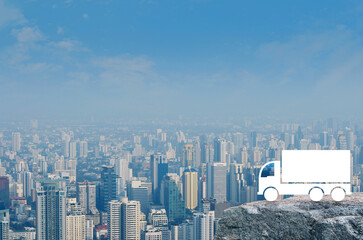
[
  {"left": 127, "top": 181, "right": 151, "bottom": 214},
  {"left": 213, "top": 138, "right": 226, "bottom": 163},
  {"left": 100, "top": 166, "right": 117, "bottom": 212},
  {"left": 0, "top": 209, "right": 9, "bottom": 240},
  {"left": 0, "top": 177, "right": 9, "bottom": 209},
  {"left": 36, "top": 179, "right": 66, "bottom": 240},
  {"left": 171, "top": 221, "right": 193, "bottom": 240},
  {"left": 66, "top": 214, "right": 86, "bottom": 240},
  {"left": 319, "top": 132, "right": 328, "bottom": 148},
  {"left": 69, "top": 141, "right": 77, "bottom": 159},
  {"left": 148, "top": 209, "right": 168, "bottom": 227},
  {"left": 85, "top": 219, "right": 94, "bottom": 240},
  {"left": 12, "top": 132, "right": 21, "bottom": 152},
  {"left": 201, "top": 144, "right": 214, "bottom": 164},
  {"left": 229, "top": 163, "right": 244, "bottom": 203},
  {"left": 108, "top": 198, "right": 141, "bottom": 240},
  {"left": 77, "top": 181, "right": 97, "bottom": 214},
  {"left": 161, "top": 174, "right": 185, "bottom": 223},
  {"left": 78, "top": 141, "right": 88, "bottom": 158},
  {"left": 346, "top": 130, "right": 355, "bottom": 151},
  {"left": 232, "top": 133, "right": 244, "bottom": 153},
  {"left": 181, "top": 144, "right": 196, "bottom": 168},
  {"left": 150, "top": 154, "right": 168, "bottom": 204},
  {"left": 108, "top": 201, "right": 122, "bottom": 240},
  {"left": 249, "top": 132, "right": 257, "bottom": 148},
  {"left": 183, "top": 167, "right": 198, "bottom": 210},
  {"left": 193, "top": 211, "right": 215, "bottom": 240},
  {"left": 337, "top": 135, "right": 347, "bottom": 150},
  {"left": 116, "top": 158, "right": 130, "bottom": 197},
  {"left": 207, "top": 162, "right": 227, "bottom": 203},
  {"left": 63, "top": 140, "right": 70, "bottom": 158},
  {"left": 18, "top": 171, "right": 33, "bottom": 198}
]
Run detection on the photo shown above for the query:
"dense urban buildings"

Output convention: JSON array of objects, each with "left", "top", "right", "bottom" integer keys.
[{"left": 0, "top": 118, "right": 362, "bottom": 239}]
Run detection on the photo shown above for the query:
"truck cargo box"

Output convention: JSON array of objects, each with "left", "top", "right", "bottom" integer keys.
[{"left": 281, "top": 150, "right": 350, "bottom": 183}]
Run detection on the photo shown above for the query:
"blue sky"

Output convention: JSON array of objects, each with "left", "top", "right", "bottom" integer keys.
[{"left": 1, "top": 0, "right": 363, "bottom": 121}]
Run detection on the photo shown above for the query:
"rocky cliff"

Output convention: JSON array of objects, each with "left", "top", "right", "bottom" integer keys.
[{"left": 215, "top": 194, "right": 363, "bottom": 240}]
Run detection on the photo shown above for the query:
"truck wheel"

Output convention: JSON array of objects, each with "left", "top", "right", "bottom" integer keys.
[
  {"left": 264, "top": 187, "right": 279, "bottom": 201},
  {"left": 331, "top": 187, "right": 345, "bottom": 201},
  {"left": 309, "top": 187, "right": 324, "bottom": 201}
]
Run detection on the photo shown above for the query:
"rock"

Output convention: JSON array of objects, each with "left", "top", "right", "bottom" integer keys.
[{"left": 215, "top": 193, "right": 363, "bottom": 240}]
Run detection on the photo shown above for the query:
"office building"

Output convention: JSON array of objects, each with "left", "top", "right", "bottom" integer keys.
[
  {"left": 12, "top": 132, "right": 21, "bottom": 152},
  {"left": 100, "top": 166, "right": 117, "bottom": 212},
  {"left": 229, "top": 163, "right": 244, "bottom": 203},
  {"left": 127, "top": 180, "right": 151, "bottom": 214},
  {"left": 36, "top": 179, "right": 66, "bottom": 240},
  {"left": 150, "top": 154, "right": 168, "bottom": 204},
  {"left": 201, "top": 144, "right": 214, "bottom": 164},
  {"left": 181, "top": 144, "right": 196, "bottom": 167},
  {"left": 183, "top": 167, "right": 198, "bottom": 210},
  {"left": 193, "top": 211, "right": 215, "bottom": 240},
  {"left": 0, "top": 177, "right": 9, "bottom": 209},
  {"left": 213, "top": 138, "right": 226, "bottom": 163},
  {"left": 77, "top": 181, "right": 97, "bottom": 214},
  {"left": 161, "top": 174, "right": 185, "bottom": 223},
  {"left": 207, "top": 162, "right": 227, "bottom": 203},
  {"left": 148, "top": 209, "right": 168, "bottom": 227}
]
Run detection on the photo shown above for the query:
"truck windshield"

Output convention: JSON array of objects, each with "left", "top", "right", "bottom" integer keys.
[{"left": 261, "top": 163, "right": 274, "bottom": 177}]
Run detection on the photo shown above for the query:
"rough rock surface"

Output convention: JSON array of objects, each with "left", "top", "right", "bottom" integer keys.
[{"left": 215, "top": 193, "right": 363, "bottom": 240}]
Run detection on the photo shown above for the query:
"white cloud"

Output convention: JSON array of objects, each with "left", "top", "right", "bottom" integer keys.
[
  {"left": 49, "top": 39, "right": 86, "bottom": 52},
  {"left": 0, "top": 0, "right": 26, "bottom": 27},
  {"left": 57, "top": 26, "right": 64, "bottom": 34},
  {"left": 92, "top": 56, "right": 156, "bottom": 87},
  {"left": 12, "top": 26, "right": 44, "bottom": 42}
]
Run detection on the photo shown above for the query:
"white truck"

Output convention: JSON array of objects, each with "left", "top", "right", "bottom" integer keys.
[{"left": 258, "top": 150, "right": 351, "bottom": 201}]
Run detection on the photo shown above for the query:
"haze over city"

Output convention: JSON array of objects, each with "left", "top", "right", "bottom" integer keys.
[
  {"left": 1, "top": 0, "right": 363, "bottom": 121},
  {"left": 0, "top": 1, "right": 363, "bottom": 240}
]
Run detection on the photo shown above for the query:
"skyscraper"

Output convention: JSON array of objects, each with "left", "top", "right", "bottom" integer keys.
[
  {"left": 181, "top": 144, "right": 196, "bottom": 168},
  {"left": 201, "top": 144, "right": 214, "bottom": 164},
  {"left": 11, "top": 132, "right": 21, "bottom": 152},
  {"left": 207, "top": 162, "right": 227, "bottom": 203},
  {"left": 121, "top": 199, "right": 141, "bottom": 240},
  {"left": 183, "top": 167, "right": 198, "bottom": 210},
  {"left": 249, "top": 132, "right": 257, "bottom": 148},
  {"left": 193, "top": 211, "right": 215, "bottom": 240},
  {"left": 108, "top": 201, "right": 122, "bottom": 240},
  {"left": 0, "top": 177, "right": 9, "bottom": 209},
  {"left": 77, "top": 181, "right": 97, "bottom": 214},
  {"left": 127, "top": 180, "right": 151, "bottom": 214},
  {"left": 337, "top": 135, "right": 347, "bottom": 150},
  {"left": 229, "top": 163, "right": 244, "bottom": 203},
  {"left": 150, "top": 154, "right": 168, "bottom": 204},
  {"left": 108, "top": 198, "right": 141, "bottom": 240},
  {"left": 19, "top": 171, "right": 33, "bottom": 198},
  {"left": 78, "top": 141, "right": 88, "bottom": 158},
  {"left": 36, "top": 179, "right": 66, "bottom": 240},
  {"left": 101, "top": 166, "right": 117, "bottom": 212},
  {"left": 66, "top": 214, "right": 86, "bottom": 240},
  {"left": 213, "top": 138, "right": 226, "bottom": 163},
  {"left": 161, "top": 174, "right": 185, "bottom": 223},
  {"left": 69, "top": 141, "right": 77, "bottom": 159},
  {"left": 0, "top": 209, "right": 9, "bottom": 240}
]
